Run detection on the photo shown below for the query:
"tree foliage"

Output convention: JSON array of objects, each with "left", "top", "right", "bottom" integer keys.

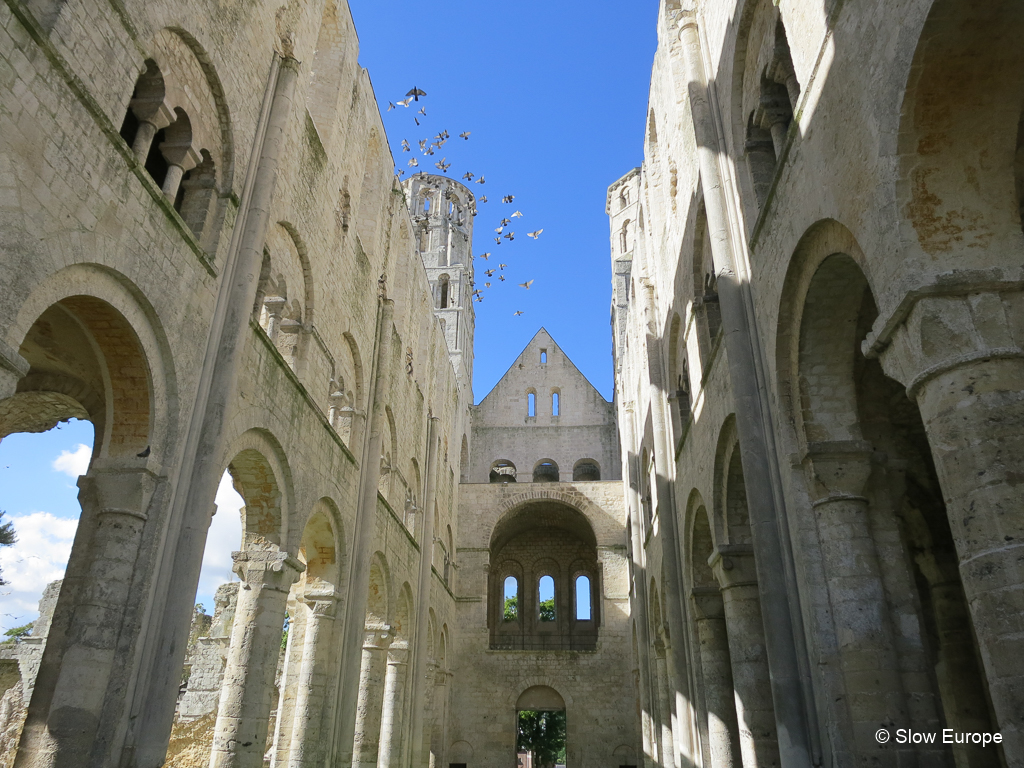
[
  {"left": 503, "top": 594, "right": 518, "bottom": 621},
  {"left": 538, "top": 597, "right": 555, "bottom": 622},
  {"left": 0, "top": 511, "right": 15, "bottom": 586},
  {"left": 517, "top": 709, "right": 566, "bottom": 768}
]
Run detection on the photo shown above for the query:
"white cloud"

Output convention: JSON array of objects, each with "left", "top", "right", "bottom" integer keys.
[
  {"left": 193, "top": 473, "right": 244, "bottom": 612},
  {"left": 52, "top": 444, "right": 91, "bottom": 478},
  {"left": 0, "top": 512, "right": 78, "bottom": 633}
]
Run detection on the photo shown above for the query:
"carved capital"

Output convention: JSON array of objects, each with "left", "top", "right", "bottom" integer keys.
[
  {"left": 689, "top": 586, "right": 725, "bottom": 620},
  {"left": 363, "top": 624, "right": 393, "bottom": 651},
  {"left": 231, "top": 549, "right": 304, "bottom": 590},
  {"left": 709, "top": 544, "right": 758, "bottom": 590},
  {"left": 864, "top": 286, "right": 1024, "bottom": 398},
  {"left": 802, "top": 440, "right": 873, "bottom": 502}
]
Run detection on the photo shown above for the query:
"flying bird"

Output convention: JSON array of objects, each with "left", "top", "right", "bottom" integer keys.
[
  {"left": 387, "top": 102, "right": 396, "bottom": 111},
  {"left": 418, "top": 107, "right": 427, "bottom": 116},
  {"left": 414, "top": 117, "right": 420, "bottom": 126},
  {"left": 527, "top": 229, "right": 543, "bottom": 239},
  {"left": 514, "top": 310, "right": 523, "bottom": 316},
  {"left": 476, "top": 176, "right": 486, "bottom": 184},
  {"left": 504, "top": 231, "right": 515, "bottom": 241},
  {"left": 424, "top": 146, "right": 435, "bottom": 156},
  {"left": 478, "top": 252, "right": 490, "bottom": 260},
  {"left": 460, "top": 131, "right": 471, "bottom": 140},
  {"left": 479, "top": 195, "right": 488, "bottom": 203},
  {"left": 463, "top": 172, "right": 475, "bottom": 181},
  {"left": 494, "top": 226, "right": 503, "bottom": 234},
  {"left": 435, "top": 158, "right": 451, "bottom": 172},
  {"left": 474, "top": 295, "right": 483, "bottom": 303},
  {"left": 499, "top": 263, "right": 507, "bottom": 269},
  {"left": 484, "top": 269, "right": 495, "bottom": 277},
  {"left": 406, "top": 87, "right": 427, "bottom": 101},
  {"left": 485, "top": 282, "right": 491, "bottom": 288},
  {"left": 519, "top": 280, "right": 534, "bottom": 289},
  {"left": 494, "top": 237, "right": 502, "bottom": 245},
  {"left": 408, "top": 158, "right": 419, "bottom": 167},
  {"left": 397, "top": 169, "right": 406, "bottom": 178},
  {"left": 401, "top": 139, "right": 411, "bottom": 152},
  {"left": 472, "top": 289, "right": 483, "bottom": 296},
  {"left": 500, "top": 218, "right": 511, "bottom": 226},
  {"left": 511, "top": 210, "right": 523, "bottom": 218},
  {"left": 499, "top": 275, "right": 506, "bottom": 282},
  {"left": 397, "top": 98, "right": 413, "bottom": 107},
  {"left": 502, "top": 195, "right": 514, "bottom": 203},
  {"left": 419, "top": 139, "right": 428, "bottom": 151}
]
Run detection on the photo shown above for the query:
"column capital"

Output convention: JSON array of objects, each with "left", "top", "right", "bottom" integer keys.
[
  {"left": 709, "top": 545, "right": 758, "bottom": 590},
  {"left": 689, "top": 586, "right": 724, "bottom": 620},
  {"left": 231, "top": 548, "right": 304, "bottom": 590},
  {"left": 864, "top": 282, "right": 1024, "bottom": 397},
  {"left": 363, "top": 624, "right": 394, "bottom": 651},
  {"left": 802, "top": 440, "right": 874, "bottom": 502}
]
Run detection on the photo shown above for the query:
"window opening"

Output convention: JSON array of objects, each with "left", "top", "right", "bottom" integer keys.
[
  {"left": 423, "top": 195, "right": 431, "bottom": 213},
  {"left": 538, "top": 576, "right": 555, "bottom": 621},
  {"left": 439, "top": 275, "right": 450, "bottom": 309},
  {"left": 540, "top": 349, "right": 547, "bottom": 363},
  {"left": 527, "top": 392, "right": 536, "bottom": 418},
  {"left": 575, "top": 575, "right": 591, "bottom": 620},
  {"left": 533, "top": 461, "right": 559, "bottom": 483},
  {"left": 551, "top": 391, "right": 559, "bottom": 416},
  {"left": 503, "top": 576, "right": 519, "bottom": 621}
]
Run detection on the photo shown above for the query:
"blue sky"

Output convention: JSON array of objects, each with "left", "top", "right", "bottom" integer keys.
[
  {"left": 0, "top": 1, "right": 658, "bottom": 631},
  {"left": 348, "top": 0, "right": 658, "bottom": 402}
]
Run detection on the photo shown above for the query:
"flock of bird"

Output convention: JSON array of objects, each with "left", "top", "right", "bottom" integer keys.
[{"left": 387, "top": 87, "right": 543, "bottom": 316}]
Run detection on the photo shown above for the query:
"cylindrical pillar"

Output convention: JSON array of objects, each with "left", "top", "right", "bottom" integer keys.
[
  {"left": 377, "top": 645, "right": 409, "bottom": 768},
  {"left": 711, "top": 548, "right": 779, "bottom": 768},
  {"left": 803, "top": 443, "right": 907, "bottom": 753},
  {"left": 210, "top": 550, "right": 303, "bottom": 768},
  {"left": 691, "top": 589, "right": 740, "bottom": 768},
  {"left": 653, "top": 648, "right": 676, "bottom": 768},
  {"left": 287, "top": 589, "right": 338, "bottom": 768},
  {"left": 352, "top": 627, "right": 392, "bottom": 768}
]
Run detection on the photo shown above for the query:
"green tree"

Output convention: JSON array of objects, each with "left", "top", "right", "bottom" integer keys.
[
  {"left": 0, "top": 511, "right": 15, "bottom": 586},
  {"left": 517, "top": 710, "right": 566, "bottom": 768},
  {"left": 2, "top": 624, "right": 32, "bottom": 645},
  {"left": 538, "top": 597, "right": 555, "bottom": 622},
  {"left": 503, "top": 594, "right": 518, "bottom": 621}
]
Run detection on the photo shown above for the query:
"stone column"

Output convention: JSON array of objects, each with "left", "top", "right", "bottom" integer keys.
[
  {"left": 803, "top": 442, "right": 907, "bottom": 758},
  {"left": 286, "top": 587, "right": 339, "bottom": 768},
  {"left": 352, "top": 627, "right": 392, "bottom": 768},
  {"left": 417, "top": 659, "right": 439, "bottom": 768},
  {"left": 691, "top": 589, "right": 739, "bottom": 768},
  {"left": 127, "top": 96, "right": 173, "bottom": 160},
  {"left": 377, "top": 644, "right": 409, "bottom": 768},
  {"left": 209, "top": 549, "right": 303, "bottom": 768},
  {"left": 653, "top": 645, "right": 676, "bottom": 768},
  {"left": 158, "top": 136, "right": 199, "bottom": 201},
  {"left": 15, "top": 467, "right": 157, "bottom": 766},
  {"left": 870, "top": 290, "right": 1024, "bottom": 756},
  {"left": 710, "top": 547, "right": 779, "bottom": 768}
]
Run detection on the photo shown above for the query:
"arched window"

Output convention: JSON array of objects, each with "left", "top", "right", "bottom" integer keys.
[
  {"left": 540, "top": 348, "right": 548, "bottom": 364},
  {"left": 527, "top": 390, "right": 536, "bottom": 417},
  {"left": 551, "top": 390, "right": 560, "bottom": 416},
  {"left": 620, "top": 219, "right": 631, "bottom": 253},
  {"left": 573, "top": 460, "right": 601, "bottom": 482},
  {"left": 438, "top": 274, "right": 450, "bottom": 309},
  {"left": 533, "top": 460, "right": 559, "bottom": 483},
  {"left": 575, "top": 575, "right": 591, "bottom": 620},
  {"left": 490, "top": 460, "right": 517, "bottom": 483},
  {"left": 423, "top": 194, "right": 431, "bottom": 213},
  {"left": 538, "top": 576, "right": 555, "bottom": 622},
  {"left": 503, "top": 576, "right": 519, "bottom": 621}
]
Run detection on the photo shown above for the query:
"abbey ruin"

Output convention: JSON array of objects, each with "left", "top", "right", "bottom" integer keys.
[{"left": 0, "top": 0, "right": 1022, "bottom": 766}]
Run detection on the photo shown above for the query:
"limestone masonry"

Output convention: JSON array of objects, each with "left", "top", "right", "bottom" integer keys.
[{"left": 0, "top": 0, "right": 1022, "bottom": 766}]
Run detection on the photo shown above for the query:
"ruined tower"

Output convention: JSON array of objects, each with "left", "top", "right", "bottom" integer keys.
[{"left": 404, "top": 172, "right": 477, "bottom": 391}]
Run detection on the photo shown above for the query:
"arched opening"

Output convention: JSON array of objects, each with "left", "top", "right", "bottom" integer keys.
[
  {"left": 489, "top": 460, "right": 517, "bottom": 484},
  {"left": 550, "top": 389, "right": 560, "bottom": 416},
  {"left": 503, "top": 576, "right": 519, "bottom": 622},
  {"left": 692, "top": 201, "right": 720, "bottom": 371},
  {"left": 489, "top": 501, "right": 598, "bottom": 650},
  {"left": 574, "top": 575, "right": 591, "bottom": 621},
  {"left": 307, "top": 0, "right": 348, "bottom": 141},
  {"left": 438, "top": 274, "right": 450, "bottom": 309},
  {"left": 532, "top": 460, "right": 559, "bottom": 484},
  {"left": 527, "top": 390, "right": 536, "bottom": 418},
  {"left": 782, "top": 242, "right": 998, "bottom": 764},
  {"left": 572, "top": 459, "right": 600, "bottom": 482},
  {"left": 0, "top": 293, "right": 157, "bottom": 763},
  {"left": 516, "top": 686, "right": 567, "bottom": 768}
]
